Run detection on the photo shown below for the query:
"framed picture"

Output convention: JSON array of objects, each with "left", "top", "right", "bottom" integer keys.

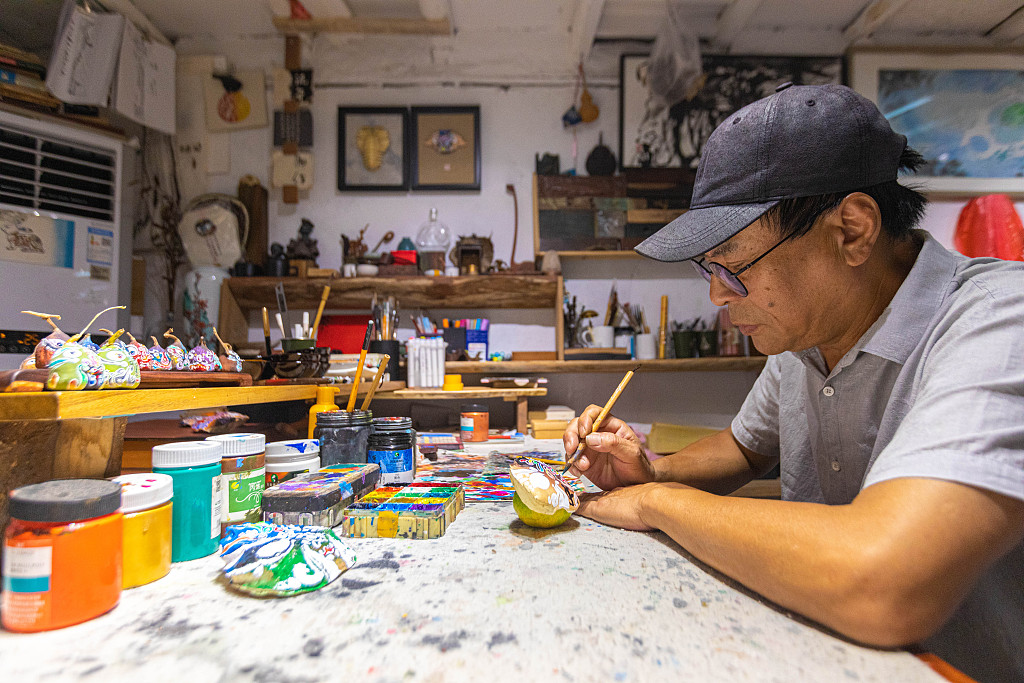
[
  {"left": 849, "top": 49, "right": 1024, "bottom": 196},
  {"left": 619, "top": 54, "right": 843, "bottom": 172},
  {"left": 410, "top": 106, "right": 481, "bottom": 191},
  {"left": 337, "top": 106, "right": 409, "bottom": 192}
]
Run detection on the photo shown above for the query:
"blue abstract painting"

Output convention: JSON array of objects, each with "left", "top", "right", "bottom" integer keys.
[{"left": 878, "top": 69, "right": 1024, "bottom": 179}]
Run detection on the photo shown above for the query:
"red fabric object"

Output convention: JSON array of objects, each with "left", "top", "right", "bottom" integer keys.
[
  {"left": 316, "top": 314, "right": 372, "bottom": 353},
  {"left": 390, "top": 250, "right": 418, "bottom": 265},
  {"left": 289, "top": 0, "right": 312, "bottom": 20},
  {"left": 953, "top": 194, "right": 1024, "bottom": 261}
]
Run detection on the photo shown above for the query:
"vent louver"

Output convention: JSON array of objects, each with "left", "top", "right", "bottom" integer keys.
[{"left": 0, "top": 123, "right": 116, "bottom": 222}]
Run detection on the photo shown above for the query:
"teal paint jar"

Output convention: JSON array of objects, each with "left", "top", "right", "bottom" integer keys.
[{"left": 152, "top": 441, "right": 223, "bottom": 562}]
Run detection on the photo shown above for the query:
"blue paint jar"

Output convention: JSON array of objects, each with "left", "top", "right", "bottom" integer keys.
[
  {"left": 368, "top": 417, "right": 415, "bottom": 485},
  {"left": 151, "top": 441, "right": 223, "bottom": 562}
]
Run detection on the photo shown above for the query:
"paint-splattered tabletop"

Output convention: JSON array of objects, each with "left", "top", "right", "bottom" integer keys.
[{"left": 1, "top": 505, "right": 942, "bottom": 682}]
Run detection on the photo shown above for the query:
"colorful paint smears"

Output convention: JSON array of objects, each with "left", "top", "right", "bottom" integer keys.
[
  {"left": 509, "top": 456, "right": 580, "bottom": 517},
  {"left": 219, "top": 523, "right": 357, "bottom": 597}
]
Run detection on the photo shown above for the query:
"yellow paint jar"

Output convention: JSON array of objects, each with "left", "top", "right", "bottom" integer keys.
[{"left": 112, "top": 473, "right": 173, "bottom": 589}]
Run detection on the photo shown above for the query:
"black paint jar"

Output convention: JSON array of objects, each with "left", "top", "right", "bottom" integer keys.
[
  {"left": 368, "top": 417, "right": 415, "bottom": 485},
  {"left": 315, "top": 410, "right": 373, "bottom": 467}
]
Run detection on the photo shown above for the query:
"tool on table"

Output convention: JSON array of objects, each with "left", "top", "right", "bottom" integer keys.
[
  {"left": 360, "top": 354, "right": 391, "bottom": 410},
  {"left": 261, "top": 307, "right": 272, "bottom": 356},
  {"left": 345, "top": 320, "right": 375, "bottom": 412},
  {"left": 302, "top": 312, "right": 310, "bottom": 338},
  {"left": 561, "top": 364, "right": 640, "bottom": 475},
  {"left": 311, "top": 285, "right": 331, "bottom": 341},
  {"left": 275, "top": 312, "right": 287, "bottom": 338},
  {"left": 658, "top": 295, "right": 668, "bottom": 359},
  {"left": 275, "top": 282, "right": 288, "bottom": 313}
]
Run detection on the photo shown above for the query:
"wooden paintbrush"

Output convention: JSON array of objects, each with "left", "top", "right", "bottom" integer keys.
[
  {"left": 311, "top": 285, "right": 331, "bottom": 343},
  {"left": 261, "top": 306, "right": 272, "bottom": 356},
  {"left": 561, "top": 364, "right": 640, "bottom": 475},
  {"left": 345, "top": 321, "right": 375, "bottom": 412},
  {"left": 360, "top": 354, "right": 391, "bottom": 411}
]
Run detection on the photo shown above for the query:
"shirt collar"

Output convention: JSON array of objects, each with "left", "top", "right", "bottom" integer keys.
[{"left": 792, "top": 231, "right": 961, "bottom": 372}]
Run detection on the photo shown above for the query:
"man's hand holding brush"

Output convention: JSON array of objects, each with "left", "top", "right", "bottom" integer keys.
[{"left": 563, "top": 407, "right": 655, "bottom": 492}]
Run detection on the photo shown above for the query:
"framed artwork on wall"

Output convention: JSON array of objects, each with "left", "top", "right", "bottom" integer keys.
[
  {"left": 409, "top": 106, "right": 481, "bottom": 191},
  {"left": 619, "top": 54, "right": 843, "bottom": 173},
  {"left": 849, "top": 49, "right": 1024, "bottom": 196},
  {"left": 337, "top": 106, "right": 409, "bottom": 192}
]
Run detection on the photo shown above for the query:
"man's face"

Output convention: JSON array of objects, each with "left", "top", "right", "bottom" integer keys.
[{"left": 700, "top": 216, "right": 843, "bottom": 356}]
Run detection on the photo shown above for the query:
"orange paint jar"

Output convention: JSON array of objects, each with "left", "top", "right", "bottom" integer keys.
[
  {"left": 2, "top": 479, "right": 123, "bottom": 632},
  {"left": 460, "top": 403, "right": 489, "bottom": 442}
]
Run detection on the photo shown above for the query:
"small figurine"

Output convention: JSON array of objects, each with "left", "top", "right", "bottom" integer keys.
[
  {"left": 148, "top": 336, "right": 173, "bottom": 371},
  {"left": 98, "top": 329, "right": 129, "bottom": 351},
  {"left": 347, "top": 223, "right": 369, "bottom": 262},
  {"left": 186, "top": 337, "right": 220, "bottom": 372},
  {"left": 286, "top": 218, "right": 319, "bottom": 265},
  {"left": 122, "top": 332, "right": 155, "bottom": 371},
  {"left": 44, "top": 305, "right": 125, "bottom": 391},
  {"left": 21, "top": 311, "right": 68, "bottom": 369},
  {"left": 267, "top": 242, "right": 289, "bottom": 277},
  {"left": 96, "top": 330, "right": 141, "bottom": 389},
  {"left": 163, "top": 329, "right": 188, "bottom": 371},
  {"left": 213, "top": 328, "right": 243, "bottom": 373}
]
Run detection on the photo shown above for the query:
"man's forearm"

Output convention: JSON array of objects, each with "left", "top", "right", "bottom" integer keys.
[{"left": 651, "top": 428, "right": 772, "bottom": 495}]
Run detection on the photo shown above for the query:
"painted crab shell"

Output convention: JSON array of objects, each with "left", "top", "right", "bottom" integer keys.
[
  {"left": 96, "top": 344, "right": 140, "bottom": 389},
  {"left": 46, "top": 343, "right": 108, "bottom": 391},
  {"left": 148, "top": 342, "right": 173, "bottom": 371},
  {"left": 509, "top": 457, "right": 580, "bottom": 516},
  {"left": 219, "top": 523, "right": 357, "bottom": 597},
  {"left": 356, "top": 125, "right": 390, "bottom": 171},
  {"left": 186, "top": 342, "right": 220, "bottom": 372}
]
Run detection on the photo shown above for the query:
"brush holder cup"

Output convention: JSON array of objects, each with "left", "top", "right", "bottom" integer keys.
[{"left": 262, "top": 347, "right": 330, "bottom": 379}]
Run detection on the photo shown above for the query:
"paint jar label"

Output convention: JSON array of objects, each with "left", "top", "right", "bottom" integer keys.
[
  {"left": 2, "top": 543, "right": 52, "bottom": 628},
  {"left": 266, "top": 469, "right": 310, "bottom": 487},
  {"left": 211, "top": 476, "right": 224, "bottom": 539},
  {"left": 367, "top": 448, "right": 414, "bottom": 485},
  {"left": 225, "top": 469, "right": 266, "bottom": 520}
]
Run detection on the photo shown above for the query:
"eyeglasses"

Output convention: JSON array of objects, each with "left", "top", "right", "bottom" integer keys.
[{"left": 690, "top": 231, "right": 795, "bottom": 297}]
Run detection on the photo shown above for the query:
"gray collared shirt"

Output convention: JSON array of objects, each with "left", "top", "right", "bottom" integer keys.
[{"left": 731, "top": 231, "right": 1024, "bottom": 683}]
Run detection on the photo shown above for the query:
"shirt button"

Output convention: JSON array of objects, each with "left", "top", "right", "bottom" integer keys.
[
  {"left": 822, "top": 386, "right": 835, "bottom": 397},
  {"left": 831, "top": 460, "right": 841, "bottom": 472}
]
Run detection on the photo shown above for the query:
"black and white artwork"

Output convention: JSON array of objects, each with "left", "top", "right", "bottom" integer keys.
[{"left": 619, "top": 54, "right": 844, "bottom": 171}]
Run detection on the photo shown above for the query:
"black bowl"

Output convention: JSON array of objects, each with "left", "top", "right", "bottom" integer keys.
[{"left": 259, "top": 347, "right": 330, "bottom": 380}]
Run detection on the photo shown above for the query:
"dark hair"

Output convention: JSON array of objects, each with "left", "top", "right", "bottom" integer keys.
[{"left": 762, "top": 148, "right": 928, "bottom": 242}]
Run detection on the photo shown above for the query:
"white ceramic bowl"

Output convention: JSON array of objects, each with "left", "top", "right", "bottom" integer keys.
[{"left": 356, "top": 264, "right": 379, "bottom": 276}]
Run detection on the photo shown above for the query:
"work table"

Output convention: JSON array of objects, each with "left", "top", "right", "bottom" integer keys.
[{"left": 1, "top": 505, "right": 943, "bottom": 682}]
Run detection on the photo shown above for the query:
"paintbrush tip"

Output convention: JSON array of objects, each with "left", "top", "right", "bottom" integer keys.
[{"left": 632, "top": 363, "right": 641, "bottom": 371}]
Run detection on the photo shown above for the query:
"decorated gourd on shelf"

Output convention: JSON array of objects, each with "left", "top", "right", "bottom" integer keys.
[
  {"left": 213, "top": 328, "right": 242, "bottom": 373},
  {"left": 148, "top": 336, "right": 173, "bottom": 371},
  {"left": 77, "top": 335, "right": 100, "bottom": 352},
  {"left": 121, "top": 332, "right": 154, "bottom": 370},
  {"left": 163, "top": 329, "right": 188, "bottom": 371},
  {"left": 95, "top": 330, "right": 140, "bottom": 389},
  {"left": 509, "top": 456, "right": 580, "bottom": 528},
  {"left": 98, "top": 329, "right": 129, "bottom": 351},
  {"left": 21, "top": 311, "right": 69, "bottom": 369},
  {"left": 44, "top": 306, "right": 125, "bottom": 391},
  {"left": 186, "top": 337, "right": 220, "bottom": 372},
  {"left": 219, "top": 523, "right": 358, "bottom": 597}
]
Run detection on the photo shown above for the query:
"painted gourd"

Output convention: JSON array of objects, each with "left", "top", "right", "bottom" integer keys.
[
  {"left": 212, "top": 328, "right": 242, "bottom": 373},
  {"left": 509, "top": 457, "right": 580, "bottom": 517},
  {"left": 96, "top": 331, "right": 140, "bottom": 389},
  {"left": 163, "top": 329, "right": 188, "bottom": 371},
  {"left": 123, "top": 332, "right": 155, "bottom": 370},
  {"left": 46, "top": 343, "right": 107, "bottom": 391},
  {"left": 186, "top": 338, "right": 219, "bottom": 372},
  {"left": 77, "top": 334, "right": 100, "bottom": 352},
  {"left": 22, "top": 311, "right": 69, "bottom": 369},
  {"left": 219, "top": 523, "right": 358, "bottom": 597},
  {"left": 148, "top": 336, "right": 173, "bottom": 371}
]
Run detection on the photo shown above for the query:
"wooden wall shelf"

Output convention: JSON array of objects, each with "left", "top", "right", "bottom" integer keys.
[
  {"left": 446, "top": 357, "right": 767, "bottom": 374},
  {"left": 272, "top": 16, "right": 452, "bottom": 35}
]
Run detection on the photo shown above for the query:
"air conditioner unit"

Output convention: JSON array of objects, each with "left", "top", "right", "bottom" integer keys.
[{"left": 0, "top": 109, "right": 128, "bottom": 370}]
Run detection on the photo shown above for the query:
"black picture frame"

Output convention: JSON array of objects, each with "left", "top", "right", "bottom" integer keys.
[
  {"left": 409, "top": 105, "right": 481, "bottom": 192},
  {"left": 337, "top": 106, "right": 409, "bottom": 192},
  {"left": 619, "top": 53, "right": 845, "bottom": 172}
]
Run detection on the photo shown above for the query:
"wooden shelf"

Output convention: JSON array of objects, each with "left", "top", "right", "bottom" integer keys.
[
  {"left": 550, "top": 250, "right": 642, "bottom": 259},
  {"left": 446, "top": 358, "right": 767, "bottom": 373},
  {"left": 272, "top": 16, "right": 451, "bottom": 35},
  {"left": 0, "top": 385, "right": 320, "bottom": 421},
  {"left": 375, "top": 387, "right": 547, "bottom": 400}
]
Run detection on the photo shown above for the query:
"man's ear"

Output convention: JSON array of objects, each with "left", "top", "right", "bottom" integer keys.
[{"left": 836, "top": 193, "right": 882, "bottom": 267}]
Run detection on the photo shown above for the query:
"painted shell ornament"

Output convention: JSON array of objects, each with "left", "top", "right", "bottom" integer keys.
[
  {"left": 425, "top": 129, "right": 466, "bottom": 155},
  {"left": 163, "top": 329, "right": 188, "bottom": 370},
  {"left": 509, "top": 457, "right": 580, "bottom": 528},
  {"left": 21, "top": 311, "right": 68, "bottom": 369},
  {"left": 212, "top": 328, "right": 242, "bottom": 373},
  {"left": 356, "top": 125, "right": 390, "bottom": 171},
  {"left": 147, "top": 336, "right": 173, "bottom": 371},
  {"left": 186, "top": 337, "right": 220, "bottom": 372},
  {"left": 95, "top": 330, "right": 140, "bottom": 389},
  {"left": 219, "top": 523, "right": 358, "bottom": 597},
  {"left": 44, "top": 305, "right": 125, "bottom": 391},
  {"left": 122, "top": 332, "right": 155, "bottom": 370}
]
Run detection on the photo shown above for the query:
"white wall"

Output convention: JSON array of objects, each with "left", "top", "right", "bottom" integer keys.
[{"left": 196, "top": 75, "right": 1024, "bottom": 429}]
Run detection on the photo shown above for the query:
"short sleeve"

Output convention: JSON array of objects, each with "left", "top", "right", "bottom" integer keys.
[
  {"left": 731, "top": 353, "right": 783, "bottom": 460},
  {"left": 864, "top": 275, "right": 1024, "bottom": 503}
]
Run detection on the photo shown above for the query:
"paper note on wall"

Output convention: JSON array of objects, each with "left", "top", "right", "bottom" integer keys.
[{"left": 113, "top": 21, "right": 175, "bottom": 134}]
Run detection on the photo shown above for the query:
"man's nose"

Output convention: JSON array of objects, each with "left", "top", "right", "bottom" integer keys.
[{"left": 708, "top": 274, "right": 741, "bottom": 307}]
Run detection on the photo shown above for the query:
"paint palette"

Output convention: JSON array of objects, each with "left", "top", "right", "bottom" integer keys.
[
  {"left": 340, "top": 483, "right": 465, "bottom": 540},
  {"left": 263, "top": 463, "right": 380, "bottom": 527}
]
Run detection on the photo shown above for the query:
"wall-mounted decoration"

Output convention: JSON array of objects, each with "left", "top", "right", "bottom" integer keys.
[
  {"left": 337, "top": 106, "right": 409, "bottom": 192},
  {"left": 410, "top": 106, "right": 481, "bottom": 192},
  {"left": 850, "top": 50, "right": 1024, "bottom": 196},
  {"left": 203, "top": 71, "right": 268, "bottom": 132},
  {"left": 619, "top": 54, "right": 842, "bottom": 173}
]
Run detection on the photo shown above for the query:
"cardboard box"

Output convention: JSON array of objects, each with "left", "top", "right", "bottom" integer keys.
[{"left": 530, "top": 418, "right": 569, "bottom": 439}]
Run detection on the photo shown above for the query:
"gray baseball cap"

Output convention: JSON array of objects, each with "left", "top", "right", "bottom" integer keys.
[{"left": 635, "top": 83, "right": 907, "bottom": 262}]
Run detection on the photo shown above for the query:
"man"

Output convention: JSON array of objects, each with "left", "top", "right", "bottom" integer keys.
[{"left": 564, "top": 83, "right": 1024, "bottom": 683}]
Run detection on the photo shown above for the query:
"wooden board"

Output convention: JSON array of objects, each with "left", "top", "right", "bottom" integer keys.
[
  {"left": 445, "top": 357, "right": 768, "bottom": 373},
  {"left": 376, "top": 387, "right": 547, "bottom": 400},
  {"left": 0, "top": 369, "right": 252, "bottom": 391}
]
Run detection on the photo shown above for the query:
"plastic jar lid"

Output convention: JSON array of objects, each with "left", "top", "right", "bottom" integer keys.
[
  {"left": 9, "top": 479, "right": 122, "bottom": 523},
  {"left": 111, "top": 473, "right": 173, "bottom": 513},
  {"left": 266, "top": 439, "right": 320, "bottom": 459},
  {"left": 206, "top": 433, "right": 266, "bottom": 456},
  {"left": 317, "top": 410, "right": 373, "bottom": 427},
  {"left": 461, "top": 404, "right": 487, "bottom": 413},
  {"left": 373, "top": 416, "right": 412, "bottom": 432},
  {"left": 152, "top": 440, "right": 222, "bottom": 468}
]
